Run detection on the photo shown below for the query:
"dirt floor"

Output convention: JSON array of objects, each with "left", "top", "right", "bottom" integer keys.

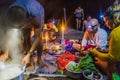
[{"left": 57, "top": 28, "right": 84, "bottom": 41}]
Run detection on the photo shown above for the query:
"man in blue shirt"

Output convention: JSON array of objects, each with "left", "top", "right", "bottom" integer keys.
[{"left": 6, "top": 0, "right": 44, "bottom": 68}]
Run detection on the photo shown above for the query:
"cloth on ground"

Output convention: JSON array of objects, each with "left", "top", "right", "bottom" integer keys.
[{"left": 36, "top": 53, "right": 58, "bottom": 74}]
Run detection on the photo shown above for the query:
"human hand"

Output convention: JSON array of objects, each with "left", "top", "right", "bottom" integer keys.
[
  {"left": 27, "top": 64, "right": 35, "bottom": 72},
  {"left": 0, "top": 50, "right": 9, "bottom": 62},
  {"left": 80, "top": 48, "right": 92, "bottom": 55},
  {"left": 72, "top": 43, "right": 82, "bottom": 51},
  {"left": 80, "top": 50, "right": 89, "bottom": 55},
  {"left": 94, "top": 57, "right": 108, "bottom": 67},
  {"left": 22, "top": 54, "right": 30, "bottom": 65}
]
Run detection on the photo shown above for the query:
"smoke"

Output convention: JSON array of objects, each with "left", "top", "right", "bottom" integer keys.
[
  {"left": 0, "top": 8, "right": 23, "bottom": 63},
  {"left": 0, "top": 7, "right": 24, "bottom": 78},
  {"left": 5, "top": 29, "right": 23, "bottom": 64},
  {"left": 0, "top": 27, "right": 23, "bottom": 79},
  {"left": 0, "top": 25, "right": 23, "bottom": 64}
]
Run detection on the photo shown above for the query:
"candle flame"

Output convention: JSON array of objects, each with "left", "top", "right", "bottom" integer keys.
[
  {"left": 61, "top": 20, "right": 66, "bottom": 32},
  {"left": 62, "top": 26, "right": 64, "bottom": 31},
  {"left": 45, "top": 34, "right": 48, "bottom": 41}
]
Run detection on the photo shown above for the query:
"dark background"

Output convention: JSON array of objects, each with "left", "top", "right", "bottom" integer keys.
[{"left": 0, "top": 0, "right": 115, "bottom": 27}]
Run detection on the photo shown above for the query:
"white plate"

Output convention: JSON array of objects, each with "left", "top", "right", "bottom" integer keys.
[{"left": 66, "top": 68, "right": 82, "bottom": 74}]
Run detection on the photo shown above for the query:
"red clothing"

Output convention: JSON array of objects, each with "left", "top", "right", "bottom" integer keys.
[{"left": 57, "top": 51, "right": 78, "bottom": 69}]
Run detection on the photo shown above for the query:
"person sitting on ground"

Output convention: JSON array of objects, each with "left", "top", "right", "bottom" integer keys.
[
  {"left": 73, "top": 18, "right": 108, "bottom": 52},
  {"left": 42, "top": 20, "right": 59, "bottom": 42}
]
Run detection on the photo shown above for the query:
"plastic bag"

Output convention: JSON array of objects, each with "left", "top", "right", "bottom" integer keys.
[{"left": 112, "top": 73, "right": 120, "bottom": 80}]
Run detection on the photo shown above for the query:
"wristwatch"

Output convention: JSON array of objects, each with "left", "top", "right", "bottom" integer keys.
[{"left": 28, "top": 51, "right": 33, "bottom": 56}]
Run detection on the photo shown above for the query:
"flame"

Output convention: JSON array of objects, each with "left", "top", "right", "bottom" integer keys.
[{"left": 61, "top": 20, "right": 66, "bottom": 32}]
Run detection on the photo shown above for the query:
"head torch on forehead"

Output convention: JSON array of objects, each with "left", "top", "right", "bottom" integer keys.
[
  {"left": 87, "top": 24, "right": 98, "bottom": 29},
  {"left": 87, "top": 25, "right": 95, "bottom": 29}
]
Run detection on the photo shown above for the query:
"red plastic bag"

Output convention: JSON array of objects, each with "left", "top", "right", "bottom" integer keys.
[
  {"left": 85, "top": 44, "right": 96, "bottom": 50},
  {"left": 57, "top": 51, "right": 78, "bottom": 69}
]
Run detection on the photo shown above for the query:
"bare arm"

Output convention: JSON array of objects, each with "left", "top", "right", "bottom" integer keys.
[
  {"left": 0, "top": 49, "right": 9, "bottom": 62},
  {"left": 82, "top": 9, "right": 84, "bottom": 20}
]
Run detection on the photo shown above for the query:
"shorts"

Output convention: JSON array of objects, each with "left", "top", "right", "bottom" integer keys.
[{"left": 76, "top": 17, "right": 82, "bottom": 20}]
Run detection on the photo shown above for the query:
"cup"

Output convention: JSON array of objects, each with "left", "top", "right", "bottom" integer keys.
[{"left": 82, "top": 69, "right": 94, "bottom": 80}]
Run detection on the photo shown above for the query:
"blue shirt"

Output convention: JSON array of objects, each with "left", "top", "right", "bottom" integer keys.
[{"left": 10, "top": 0, "right": 44, "bottom": 28}]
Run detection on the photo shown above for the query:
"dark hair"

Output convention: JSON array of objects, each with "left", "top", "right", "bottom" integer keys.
[
  {"left": 104, "top": 2, "right": 120, "bottom": 26},
  {"left": 6, "top": 6, "right": 26, "bottom": 26},
  {"left": 103, "top": 12, "right": 113, "bottom": 19},
  {"left": 47, "top": 19, "right": 53, "bottom": 23}
]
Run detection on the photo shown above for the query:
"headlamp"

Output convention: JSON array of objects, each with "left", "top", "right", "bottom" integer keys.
[
  {"left": 87, "top": 24, "right": 98, "bottom": 29},
  {"left": 87, "top": 25, "right": 94, "bottom": 29}
]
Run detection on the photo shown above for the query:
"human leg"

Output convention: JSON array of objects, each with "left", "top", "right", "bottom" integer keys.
[
  {"left": 34, "top": 28, "right": 44, "bottom": 68},
  {"left": 78, "top": 19, "right": 82, "bottom": 31},
  {"left": 76, "top": 18, "right": 79, "bottom": 30}
]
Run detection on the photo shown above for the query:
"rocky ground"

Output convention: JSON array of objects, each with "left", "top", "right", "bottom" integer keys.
[{"left": 58, "top": 28, "right": 84, "bottom": 41}]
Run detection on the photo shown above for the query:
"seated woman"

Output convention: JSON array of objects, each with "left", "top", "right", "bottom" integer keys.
[{"left": 42, "top": 19, "right": 59, "bottom": 42}]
